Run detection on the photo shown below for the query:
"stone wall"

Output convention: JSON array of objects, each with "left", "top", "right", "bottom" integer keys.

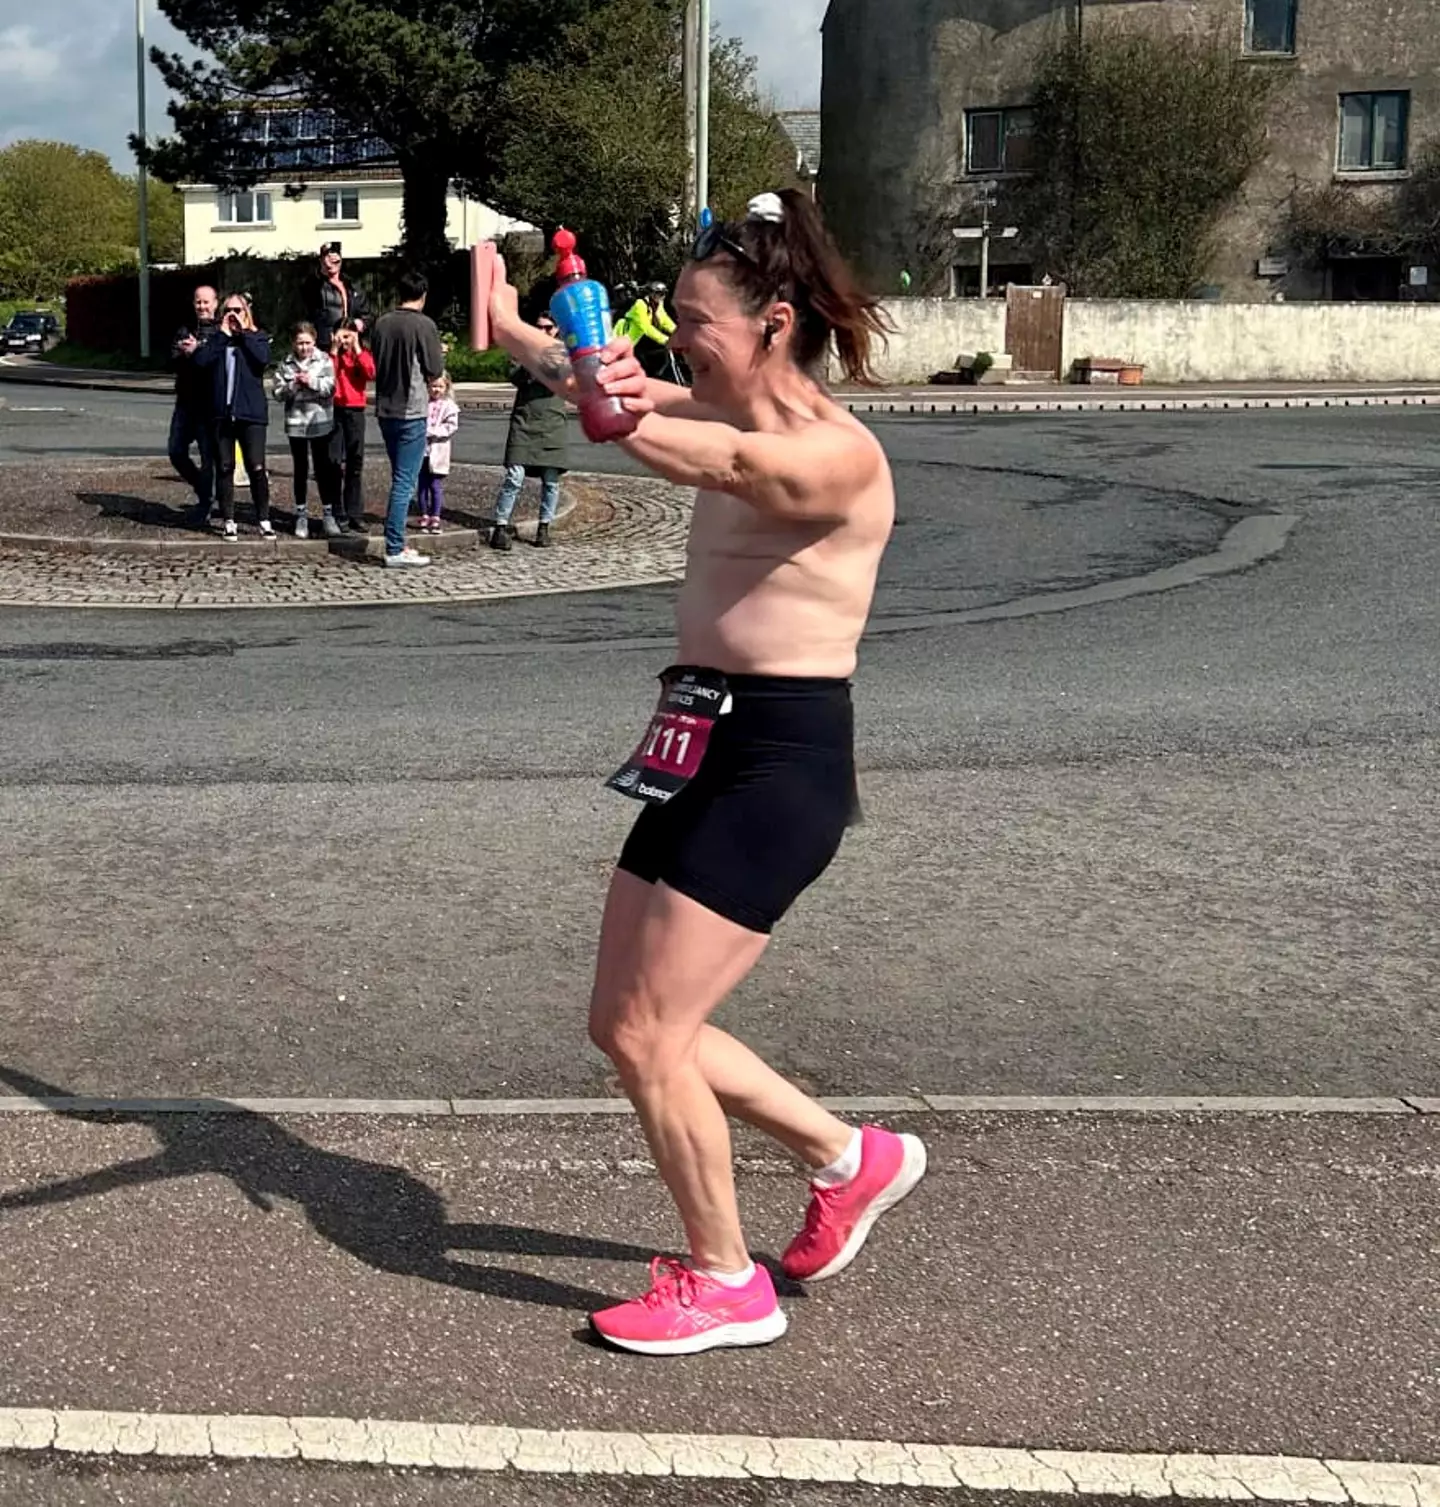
[
  {"left": 876, "top": 299, "right": 1010, "bottom": 382},
  {"left": 1062, "top": 299, "right": 1440, "bottom": 383},
  {"left": 864, "top": 295, "right": 1440, "bottom": 383}
]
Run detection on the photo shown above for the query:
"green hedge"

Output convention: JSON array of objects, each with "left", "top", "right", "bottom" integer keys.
[{"left": 440, "top": 345, "right": 514, "bottom": 383}]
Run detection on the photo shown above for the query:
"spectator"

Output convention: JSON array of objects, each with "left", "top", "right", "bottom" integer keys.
[
  {"left": 168, "top": 284, "right": 219, "bottom": 528},
  {"left": 310, "top": 243, "right": 371, "bottom": 354},
  {"left": 271, "top": 321, "right": 340, "bottom": 539},
  {"left": 416, "top": 372, "right": 459, "bottom": 534},
  {"left": 491, "top": 311, "right": 567, "bottom": 551},
  {"left": 370, "top": 269, "right": 445, "bottom": 568},
  {"left": 329, "top": 318, "right": 374, "bottom": 535},
  {"left": 194, "top": 292, "right": 273, "bottom": 542},
  {"left": 612, "top": 281, "right": 676, "bottom": 377}
]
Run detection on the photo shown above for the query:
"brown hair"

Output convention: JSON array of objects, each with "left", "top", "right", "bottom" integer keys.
[
  {"left": 696, "top": 188, "right": 891, "bottom": 385},
  {"left": 293, "top": 321, "right": 317, "bottom": 340}
]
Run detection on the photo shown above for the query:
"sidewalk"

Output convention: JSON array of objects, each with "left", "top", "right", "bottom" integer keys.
[
  {"left": 0, "top": 1107, "right": 1433, "bottom": 1489},
  {"left": 8, "top": 354, "right": 1440, "bottom": 415}
]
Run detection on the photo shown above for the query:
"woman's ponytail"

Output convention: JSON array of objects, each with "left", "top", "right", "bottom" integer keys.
[{"left": 700, "top": 189, "right": 891, "bottom": 385}]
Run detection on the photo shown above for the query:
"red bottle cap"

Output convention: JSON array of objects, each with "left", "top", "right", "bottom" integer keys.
[{"left": 552, "top": 227, "right": 587, "bottom": 283}]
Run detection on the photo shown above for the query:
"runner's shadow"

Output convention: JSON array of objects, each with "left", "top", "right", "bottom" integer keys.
[{"left": 0, "top": 1064, "right": 649, "bottom": 1313}]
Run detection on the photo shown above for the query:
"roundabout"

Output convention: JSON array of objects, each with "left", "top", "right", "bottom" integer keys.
[{"left": 0, "top": 460, "right": 690, "bottom": 609}]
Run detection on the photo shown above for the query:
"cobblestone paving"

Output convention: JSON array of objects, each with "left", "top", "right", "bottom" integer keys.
[{"left": 0, "top": 474, "right": 690, "bottom": 610}]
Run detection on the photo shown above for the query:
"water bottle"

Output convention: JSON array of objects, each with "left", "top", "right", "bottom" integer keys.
[{"left": 548, "top": 228, "right": 636, "bottom": 443}]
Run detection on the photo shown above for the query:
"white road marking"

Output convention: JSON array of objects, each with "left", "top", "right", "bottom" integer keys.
[
  {"left": 0, "top": 1408, "right": 1433, "bottom": 1498},
  {"left": 0, "top": 1093, "right": 1431, "bottom": 1117}
]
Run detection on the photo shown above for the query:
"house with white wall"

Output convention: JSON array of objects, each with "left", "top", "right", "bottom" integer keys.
[{"left": 180, "top": 106, "right": 529, "bottom": 264}]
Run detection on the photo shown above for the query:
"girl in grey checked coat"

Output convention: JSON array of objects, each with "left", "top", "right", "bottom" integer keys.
[{"left": 271, "top": 321, "right": 342, "bottom": 538}]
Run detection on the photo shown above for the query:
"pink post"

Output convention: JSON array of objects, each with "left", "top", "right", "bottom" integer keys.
[{"left": 469, "top": 241, "right": 498, "bottom": 350}]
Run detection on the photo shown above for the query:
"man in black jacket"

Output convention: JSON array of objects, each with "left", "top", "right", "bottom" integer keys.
[
  {"left": 309, "top": 243, "right": 371, "bottom": 354},
  {"left": 169, "top": 284, "right": 219, "bottom": 527}
]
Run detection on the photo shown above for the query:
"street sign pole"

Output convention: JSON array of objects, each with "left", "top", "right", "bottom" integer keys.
[
  {"left": 696, "top": 0, "right": 711, "bottom": 222},
  {"left": 682, "top": 0, "right": 699, "bottom": 226},
  {"left": 136, "top": 0, "right": 151, "bottom": 359},
  {"left": 978, "top": 179, "right": 997, "bottom": 300}
]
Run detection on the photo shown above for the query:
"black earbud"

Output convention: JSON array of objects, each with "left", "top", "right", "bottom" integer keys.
[{"left": 762, "top": 320, "right": 778, "bottom": 349}]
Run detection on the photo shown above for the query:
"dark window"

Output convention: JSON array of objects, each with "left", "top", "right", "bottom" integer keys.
[
  {"left": 1339, "top": 91, "right": 1409, "bottom": 172},
  {"left": 323, "top": 188, "right": 360, "bottom": 222},
  {"left": 965, "top": 107, "right": 1035, "bottom": 175},
  {"left": 1245, "top": 0, "right": 1296, "bottom": 54}
]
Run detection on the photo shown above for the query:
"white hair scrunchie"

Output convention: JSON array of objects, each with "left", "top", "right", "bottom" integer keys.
[{"left": 746, "top": 192, "right": 785, "bottom": 223}]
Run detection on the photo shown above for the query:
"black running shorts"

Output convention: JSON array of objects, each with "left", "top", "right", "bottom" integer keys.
[{"left": 616, "top": 674, "right": 859, "bottom": 935}]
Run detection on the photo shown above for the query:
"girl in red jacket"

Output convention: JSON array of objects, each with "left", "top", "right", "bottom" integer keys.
[{"left": 330, "top": 318, "right": 375, "bottom": 535}]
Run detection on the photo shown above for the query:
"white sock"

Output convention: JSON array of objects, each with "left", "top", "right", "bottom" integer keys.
[
  {"left": 695, "top": 1261, "right": 756, "bottom": 1288},
  {"left": 811, "top": 1128, "right": 863, "bottom": 1188}
]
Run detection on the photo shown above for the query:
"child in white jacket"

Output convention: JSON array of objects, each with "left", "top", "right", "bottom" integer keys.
[
  {"left": 271, "top": 321, "right": 340, "bottom": 538},
  {"left": 417, "top": 373, "right": 459, "bottom": 534}
]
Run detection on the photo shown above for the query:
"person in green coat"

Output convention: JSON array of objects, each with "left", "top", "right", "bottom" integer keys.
[{"left": 490, "top": 311, "right": 568, "bottom": 551}]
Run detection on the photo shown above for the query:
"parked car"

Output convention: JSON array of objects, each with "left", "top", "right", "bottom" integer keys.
[{"left": 1, "top": 312, "right": 61, "bottom": 354}]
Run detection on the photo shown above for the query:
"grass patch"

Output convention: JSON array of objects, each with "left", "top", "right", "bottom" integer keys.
[{"left": 38, "top": 342, "right": 170, "bottom": 373}]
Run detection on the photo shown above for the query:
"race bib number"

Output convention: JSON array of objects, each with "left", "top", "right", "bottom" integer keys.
[{"left": 606, "top": 666, "right": 731, "bottom": 805}]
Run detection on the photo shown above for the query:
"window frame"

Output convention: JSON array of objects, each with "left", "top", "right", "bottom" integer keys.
[
  {"left": 1243, "top": 0, "right": 1297, "bottom": 56},
  {"left": 321, "top": 187, "right": 361, "bottom": 223},
  {"left": 1337, "top": 90, "right": 1410, "bottom": 175},
  {"left": 215, "top": 189, "right": 274, "bottom": 226},
  {"left": 963, "top": 106, "right": 1036, "bottom": 177}
]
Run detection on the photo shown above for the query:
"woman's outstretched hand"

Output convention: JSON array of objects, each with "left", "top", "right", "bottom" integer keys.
[{"left": 598, "top": 337, "right": 654, "bottom": 416}]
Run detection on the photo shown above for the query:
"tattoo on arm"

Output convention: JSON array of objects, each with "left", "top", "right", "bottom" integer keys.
[{"left": 536, "top": 342, "right": 570, "bottom": 383}]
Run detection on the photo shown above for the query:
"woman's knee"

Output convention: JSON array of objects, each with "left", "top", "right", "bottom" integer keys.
[{"left": 589, "top": 991, "right": 688, "bottom": 1080}]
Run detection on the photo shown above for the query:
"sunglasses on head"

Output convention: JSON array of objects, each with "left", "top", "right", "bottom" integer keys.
[{"left": 692, "top": 224, "right": 757, "bottom": 266}]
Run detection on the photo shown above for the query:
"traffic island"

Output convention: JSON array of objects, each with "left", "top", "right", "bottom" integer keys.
[{"left": 0, "top": 460, "right": 690, "bottom": 609}]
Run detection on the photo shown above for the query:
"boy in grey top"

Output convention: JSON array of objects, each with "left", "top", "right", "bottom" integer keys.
[{"left": 370, "top": 270, "right": 447, "bottom": 565}]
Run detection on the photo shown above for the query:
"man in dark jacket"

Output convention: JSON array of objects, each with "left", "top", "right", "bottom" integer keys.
[
  {"left": 309, "top": 243, "right": 371, "bottom": 354},
  {"left": 490, "top": 311, "right": 568, "bottom": 551},
  {"left": 169, "top": 284, "right": 219, "bottom": 527},
  {"left": 370, "top": 269, "right": 446, "bottom": 568}
]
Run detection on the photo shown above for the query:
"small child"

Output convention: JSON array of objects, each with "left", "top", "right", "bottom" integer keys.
[
  {"left": 417, "top": 373, "right": 459, "bottom": 533},
  {"left": 271, "top": 321, "right": 339, "bottom": 538}
]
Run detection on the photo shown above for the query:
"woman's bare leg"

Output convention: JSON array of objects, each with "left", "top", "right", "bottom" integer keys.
[
  {"left": 697, "top": 1027, "right": 852, "bottom": 1170},
  {"left": 589, "top": 873, "right": 768, "bottom": 1271}
]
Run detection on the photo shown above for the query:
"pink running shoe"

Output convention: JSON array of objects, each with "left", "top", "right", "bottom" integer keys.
[
  {"left": 591, "top": 1257, "right": 788, "bottom": 1356},
  {"left": 782, "top": 1125, "right": 928, "bottom": 1282}
]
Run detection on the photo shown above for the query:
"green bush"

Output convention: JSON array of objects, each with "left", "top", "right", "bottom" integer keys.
[
  {"left": 440, "top": 345, "right": 515, "bottom": 383},
  {"left": 0, "top": 298, "right": 62, "bottom": 328}
]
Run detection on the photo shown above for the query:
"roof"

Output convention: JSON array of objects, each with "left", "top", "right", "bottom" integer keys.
[
  {"left": 776, "top": 110, "right": 822, "bottom": 177},
  {"left": 180, "top": 166, "right": 405, "bottom": 192}
]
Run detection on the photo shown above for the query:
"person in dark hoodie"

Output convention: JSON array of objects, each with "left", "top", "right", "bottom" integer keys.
[
  {"left": 193, "top": 291, "right": 274, "bottom": 541},
  {"left": 309, "top": 243, "right": 371, "bottom": 354},
  {"left": 169, "top": 284, "right": 220, "bottom": 528}
]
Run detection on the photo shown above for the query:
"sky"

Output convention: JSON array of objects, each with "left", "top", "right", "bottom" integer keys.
[{"left": 0, "top": 0, "right": 828, "bottom": 173}]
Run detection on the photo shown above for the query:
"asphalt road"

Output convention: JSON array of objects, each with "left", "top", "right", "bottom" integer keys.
[
  {"left": 0, "top": 1111, "right": 1434, "bottom": 1455},
  {"left": 1, "top": 389, "right": 1438, "bottom": 1502},
  {"left": 0, "top": 389, "right": 1436, "bottom": 1099}
]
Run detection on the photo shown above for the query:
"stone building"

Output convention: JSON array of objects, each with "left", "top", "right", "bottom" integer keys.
[{"left": 819, "top": 0, "right": 1439, "bottom": 300}]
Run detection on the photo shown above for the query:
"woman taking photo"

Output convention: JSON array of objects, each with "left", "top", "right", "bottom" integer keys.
[
  {"left": 487, "top": 190, "right": 925, "bottom": 1356},
  {"left": 195, "top": 291, "right": 273, "bottom": 541}
]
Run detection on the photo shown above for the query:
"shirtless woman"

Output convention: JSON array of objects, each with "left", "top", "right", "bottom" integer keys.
[{"left": 488, "top": 189, "right": 926, "bottom": 1356}]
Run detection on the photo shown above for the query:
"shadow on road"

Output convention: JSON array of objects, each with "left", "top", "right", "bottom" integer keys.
[
  {"left": 76, "top": 487, "right": 214, "bottom": 533},
  {"left": 0, "top": 1063, "right": 648, "bottom": 1314}
]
